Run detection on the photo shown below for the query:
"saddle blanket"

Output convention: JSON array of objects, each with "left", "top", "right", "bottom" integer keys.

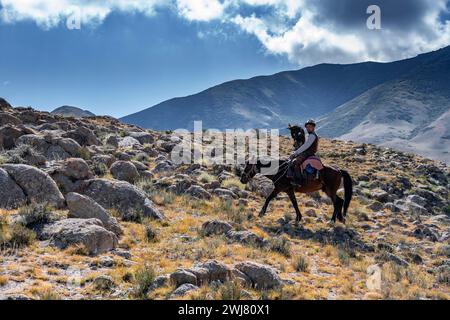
[{"left": 301, "top": 156, "right": 324, "bottom": 171}]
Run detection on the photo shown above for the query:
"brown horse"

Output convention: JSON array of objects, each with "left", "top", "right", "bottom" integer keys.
[{"left": 239, "top": 158, "right": 353, "bottom": 224}]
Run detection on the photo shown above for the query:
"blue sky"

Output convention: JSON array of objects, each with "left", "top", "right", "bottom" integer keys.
[{"left": 1, "top": 0, "right": 449, "bottom": 118}]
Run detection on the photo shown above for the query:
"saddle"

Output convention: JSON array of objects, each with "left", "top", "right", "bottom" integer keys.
[
  {"left": 300, "top": 156, "right": 324, "bottom": 172},
  {"left": 288, "top": 156, "right": 323, "bottom": 186}
]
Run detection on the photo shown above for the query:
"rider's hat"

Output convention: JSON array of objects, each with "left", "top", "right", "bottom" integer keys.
[{"left": 305, "top": 119, "right": 316, "bottom": 127}]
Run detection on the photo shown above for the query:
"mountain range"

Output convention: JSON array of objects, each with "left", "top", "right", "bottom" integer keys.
[{"left": 121, "top": 46, "right": 450, "bottom": 163}]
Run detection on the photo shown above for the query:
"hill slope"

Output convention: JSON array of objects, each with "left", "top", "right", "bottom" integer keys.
[
  {"left": 121, "top": 57, "right": 418, "bottom": 130},
  {"left": 318, "top": 46, "right": 450, "bottom": 163}
]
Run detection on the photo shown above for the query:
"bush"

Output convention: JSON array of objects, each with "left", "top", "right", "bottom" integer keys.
[
  {"left": 7, "top": 224, "right": 36, "bottom": 248},
  {"left": 1, "top": 144, "right": 44, "bottom": 165},
  {"left": 267, "top": 236, "right": 291, "bottom": 257},
  {"left": 198, "top": 172, "right": 215, "bottom": 183},
  {"left": 92, "top": 161, "right": 108, "bottom": 176},
  {"left": 78, "top": 147, "right": 91, "bottom": 160},
  {"left": 443, "top": 205, "right": 450, "bottom": 217},
  {"left": 217, "top": 281, "right": 242, "bottom": 300},
  {"left": 18, "top": 202, "right": 57, "bottom": 229},
  {"left": 145, "top": 225, "right": 157, "bottom": 242},
  {"left": 122, "top": 209, "right": 144, "bottom": 223},
  {"left": 133, "top": 265, "right": 156, "bottom": 299},
  {"left": 221, "top": 178, "right": 245, "bottom": 190},
  {"left": 292, "top": 255, "right": 309, "bottom": 272}
]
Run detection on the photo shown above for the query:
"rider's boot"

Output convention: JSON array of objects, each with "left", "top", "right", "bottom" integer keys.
[{"left": 291, "top": 167, "right": 303, "bottom": 187}]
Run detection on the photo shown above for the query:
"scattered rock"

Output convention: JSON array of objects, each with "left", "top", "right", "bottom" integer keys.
[
  {"left": 171, "top": 284, "right": 199, "bottom": 297},
  {"left": 81, "top": 179, "right": 164, "bottom": 220},
  {"left": 40, "top": 218, "right": 118, "bottom": 255},
  {"left": 201, "top": 220, "right": 232, "bottom": 236},
  {"left": 110, "top": 161, "right": 139, "bottom": 183},
  {"left": 0, "top": 168, "right": 27, "bottom": 209},
  {"left": 1, "top": 164, "right": 65, "bottom": 208},
  {"left": 66, "top": 192, "right": 123, "bottom": 236},
  {"left": 170, "top": 269, "right": 197, "bottom": 287},
  {"left": 185, "top": 185, "right": 212, "bottom": 200},
  {"left": 226, "top": 230, "right": 264, "bottom": 246},
  {"left": 234, "top": 261, "right": 282, "bottom": 289}
]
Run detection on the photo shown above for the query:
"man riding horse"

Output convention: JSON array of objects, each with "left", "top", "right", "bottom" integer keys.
[{"left": 287, "top": 119, "right": 319, "bottom": 186}]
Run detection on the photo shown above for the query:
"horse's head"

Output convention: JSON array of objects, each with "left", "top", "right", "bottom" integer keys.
[
  {"left": 239, "top": 160, "right": 260, "bottom": 184},
  {"left": 288, "top": 124, "right": 305, "bottom": 148}
]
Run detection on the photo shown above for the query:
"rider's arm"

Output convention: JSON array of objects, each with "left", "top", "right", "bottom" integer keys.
[{"left": 293, "top": 134, "right": 316, "bottom": 156}]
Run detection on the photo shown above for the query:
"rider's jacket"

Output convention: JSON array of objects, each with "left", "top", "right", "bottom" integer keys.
[{"left": 293, "top": 132, "right": 319, "bottom": 157}]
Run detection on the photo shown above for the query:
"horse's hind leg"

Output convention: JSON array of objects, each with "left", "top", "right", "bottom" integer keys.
[
  {"left": 335, "top": 196, "right": 345, "bottom": 224},
  {"left": 324, "top": 186, "right": 340, "bottom": 223},
  {"left": 286, "top": 188, "right": 302, "bottom": 223}
]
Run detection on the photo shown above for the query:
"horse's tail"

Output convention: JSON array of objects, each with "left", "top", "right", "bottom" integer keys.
[{"left": 341, "top": 170, "right": 353, "bottom": 216}]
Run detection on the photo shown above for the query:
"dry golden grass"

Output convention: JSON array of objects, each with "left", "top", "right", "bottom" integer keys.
[{"left": 0, "top": 136, "right": 448, "bottom": 300}]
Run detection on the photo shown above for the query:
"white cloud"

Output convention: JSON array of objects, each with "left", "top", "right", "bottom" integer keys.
[
  {"left": 1, "top": 0, "right": 449, "bottom": 66},
  {"left": 176, "top": 0, "right": 225, "bottom": 21}
]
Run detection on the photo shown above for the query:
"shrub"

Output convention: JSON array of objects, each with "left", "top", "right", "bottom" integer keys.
[
  {"left": 133, "top": 265, "right": 156, "bottom": 299},
  {"left": 443, "top": 205, "right": 450, "bottom": 217},
  {"left": 221, "top": 178, "right": 245, "bottom": 190},
  {"left": 122, "top": 209, "right": 144, "bottom": 224},
  {"left": 145, "top": 225, "right": 157, "bottom": 242},
  {"left": 198, "top": 172, "right": 215, "bottom": 183},
  {"left": 78, "top": 147, "right": 91, "bottom": 160},
  {"left": 292, "top": 255, "right": 309, "bottom": 272},
  {"left": 267, "top": 236, "right": 291, "bottom": 257},
  {"left": 7, "top": 224, "right": 36, "bottom": 248},
  {"left": 217, "top": 281, "right": 242, "bottom": 300},
  {"left": 18, "top": 202, "right": 57, "bottom": 229},
  {"left": 92, "top": 161, "right": 108, "bottom": 176}
]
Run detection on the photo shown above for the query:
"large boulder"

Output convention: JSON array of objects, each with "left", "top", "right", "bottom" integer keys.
[
  {"left": 118, "top": 136, "right": 141, "bottom": 148},
  {"left": 192, "top": 260, "right": 232, "bottom": 284},
  {"left": 66, "top": 192, "right": 123, "bottom": 236},
  {"left": 201, "top": 220, "right": 232, "bottom": 236},
  {"left": 109, "top": 161, "right": 139, "bottom": 183},
  {"left": 63, "top": 127, "right": 100, "bottom": 146},
  {"left": 0, "top": 125, "right": 28, "bottom": 149},
  {"left": 185, "top": 185, "right": 211, "bottom": 200},
  {"left": 0, "top": 112, "right": 22, "bottom": 126},
  {"left": 17, "top": 134, "right": 82, "bottom": 160},
  {"left": 129, "top": 132, "right": 154, "bottom": 145},
  {"left": 234, "top": 261, "right": 282, "bottom": 289},
  {"left": 171, "top": 284, "right": 198, "bottom": 298},
  {"left": 54, "top": 158, "right": 94, "bottom": 180},
  {"left": 226, "top": 230, "right": 265, "bottom": 246},
  {"left": 1, "top": 164, "right": 65, "bottom": 208},
  {"left": 0, "top": 98, "right": 12, "bottom": 110},
  {"left": 170, "top": 269, "right": 198, "bottom": 287},
  {"left": 40, "top": 218, "right": 118, "bottom": 255},
  {"left": 0, "top": 168, "right": 26, "bottom": 209},
  {"left": 80, "top": 179, "right": 164, "bottom": 220}
]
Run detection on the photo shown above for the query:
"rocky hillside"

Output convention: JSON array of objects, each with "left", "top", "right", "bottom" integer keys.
[
  {"left": 1, "top": 98, "right": 449, "bottom": 300},
  {"left": 51, "top": 106, "right": 95, "bottom": 118}
]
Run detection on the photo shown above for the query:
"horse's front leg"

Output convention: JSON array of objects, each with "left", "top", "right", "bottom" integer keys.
[
  {"left": 286, "top": 188, "right": 302, "bottom": 223},
  {"left": 259, "top": 191, "right": 278, "bottom": 217}
]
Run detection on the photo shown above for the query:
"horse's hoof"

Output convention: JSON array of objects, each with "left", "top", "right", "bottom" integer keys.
[{"left": 258, "top": 212, "right": 265, "bottom": 218}]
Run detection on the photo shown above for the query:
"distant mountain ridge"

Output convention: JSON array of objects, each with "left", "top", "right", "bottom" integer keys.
[
  {"left": 121, "top": 56, "right": 419, "bottom": 130},
  {"left": 121, "top": 45, "right": 450, "bottom": 163},
  {"left": 52, "top": 106, "right": 95, "bottom": 118}
]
